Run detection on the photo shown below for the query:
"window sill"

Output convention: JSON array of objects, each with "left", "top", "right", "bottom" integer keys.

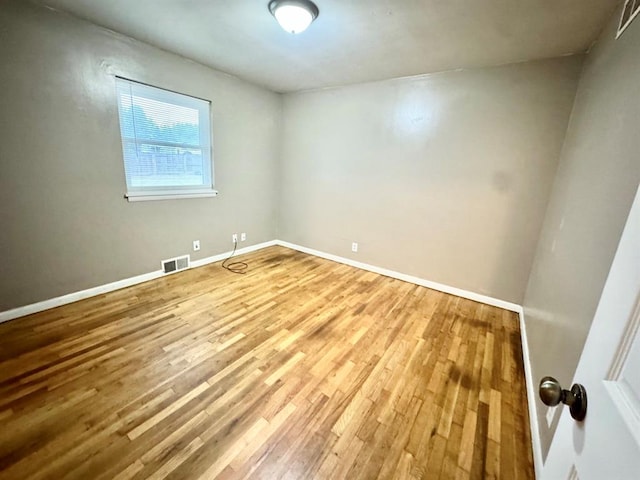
[{"left": 125, "top": 191, "right": 218, "bottom": 202}]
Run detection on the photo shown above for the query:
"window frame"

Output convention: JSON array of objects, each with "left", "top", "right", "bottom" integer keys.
[
  {"left": 115, "top": 77, "right": 216, "bottom": 202},
  {"left": 617, "top": 0, "right": 640, "bottom": 38}
]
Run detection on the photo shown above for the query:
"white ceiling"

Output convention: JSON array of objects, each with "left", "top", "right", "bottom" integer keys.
[{"left": 36, "top": 0, "right": 620, "bottom": 93}]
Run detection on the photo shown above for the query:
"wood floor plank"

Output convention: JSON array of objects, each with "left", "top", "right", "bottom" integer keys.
[{"left": 0, "top": 246, "right": 534, "bottom": 479}]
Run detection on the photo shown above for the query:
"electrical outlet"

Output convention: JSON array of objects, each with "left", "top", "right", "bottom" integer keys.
[
  {"left": 193, "top": 240, "right": 200, "bottom": 251},
  {"left": 240, "top": 233, "right": 246, "bottom": 242},
  {"left": 352, "top": 242, "right": 358, "bottom": 252},
  {"left": 232, "top": 233, "right": 238, "bottom": 243}
]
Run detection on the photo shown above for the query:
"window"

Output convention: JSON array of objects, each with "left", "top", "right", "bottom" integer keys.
[
  {"left": 115, "top": 78, "right": 215, "bottom": 201},
  {"left": 618, "top": 0, "right": 640, "bottom": 38}
]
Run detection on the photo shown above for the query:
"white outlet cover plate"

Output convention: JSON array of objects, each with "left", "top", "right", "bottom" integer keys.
[
  {"left": 193, "top": 240, "right": 200, "bottom": 251},
  {"left": 352, "top": 242, "right": 358, "bottom": 252}
]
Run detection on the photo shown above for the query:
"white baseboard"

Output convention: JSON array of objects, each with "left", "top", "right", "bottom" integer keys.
[
  {"left": 0, "top": 270, "right": 164, "bottom": 324},
  {"left": 275, "top": 240, "right": 521, "bottom": 312},
  {"left": 0, "top": 240, "right": 277, "bottom": 324},
  {"left": 519, "top": 308, "right": 544, "bottom": 478},
  {"left": 0, "top": 238, "right": 520, "bottom": 322}
]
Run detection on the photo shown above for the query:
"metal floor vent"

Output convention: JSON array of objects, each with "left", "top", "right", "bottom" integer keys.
[{"left": 161, "top": 255, "right": 190, "bottom": 274}]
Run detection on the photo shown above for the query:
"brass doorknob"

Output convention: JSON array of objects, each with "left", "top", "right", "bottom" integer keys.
[{"left": 539, "top": 376, "right": 587, "bottom": 422}]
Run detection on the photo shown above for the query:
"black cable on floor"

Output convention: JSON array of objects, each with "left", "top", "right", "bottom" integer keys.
[{"left": 222, "top": 240, "right": 248, "bottom": 274}]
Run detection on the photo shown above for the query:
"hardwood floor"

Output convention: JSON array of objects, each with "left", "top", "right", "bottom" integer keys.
[{"left": 0, "top": 246, "right": 534, "bottom": 479}]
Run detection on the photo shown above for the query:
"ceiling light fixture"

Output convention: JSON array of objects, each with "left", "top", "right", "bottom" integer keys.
[{"left": 268, "top": 0, "right": 319, "bottom": 34}]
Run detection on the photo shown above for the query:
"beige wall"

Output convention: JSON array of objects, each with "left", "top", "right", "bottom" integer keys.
[
  {"left": 524, "top": 7, "right": 640, "bottom": 458},
  {"left": 278, "top": 57, "right": 583, "bottom": 303},
  {"left": 0, "top": 0, "right": 282, "bottom": 311}
]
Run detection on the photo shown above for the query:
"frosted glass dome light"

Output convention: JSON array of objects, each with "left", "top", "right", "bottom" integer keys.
[{"left": 269, "top": 0, "right": 319, "bottom": 34}]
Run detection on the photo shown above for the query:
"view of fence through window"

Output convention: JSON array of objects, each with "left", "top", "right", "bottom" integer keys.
[{"left": 116, "top": 78, "right": 212, "bottom": 193}]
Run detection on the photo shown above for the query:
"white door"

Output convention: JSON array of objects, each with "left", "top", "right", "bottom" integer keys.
[{"left": 543, "top": 183, "right": 640, "bottom": 480}]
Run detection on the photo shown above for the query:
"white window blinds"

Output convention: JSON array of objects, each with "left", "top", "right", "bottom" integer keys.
[{"left": 115, "top": 78, "right": 215, "bottom": 200}]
